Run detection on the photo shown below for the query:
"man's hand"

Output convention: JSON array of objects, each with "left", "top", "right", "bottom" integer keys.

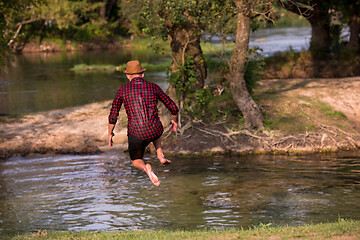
[
  {"left": 108, "top": 133, "right": 114, "bottom": 147},
  {"left": 170, "top": 120, "right": 178, "bottom": 132},
  {"left": 108, "top": 123, "right": 116, "bottom": 148}
]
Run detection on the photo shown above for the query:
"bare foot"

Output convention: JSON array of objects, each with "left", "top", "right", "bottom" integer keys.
[
  {"left": 157, "top": 152, "right": 171, "bottom": 165},
  {"left": 159, "top": 158, "right": 171, "bottom": 165},
  {"left": 145, "top": 164, "right": 160, "bottom": 186}
]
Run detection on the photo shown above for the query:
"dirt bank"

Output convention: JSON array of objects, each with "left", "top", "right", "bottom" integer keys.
[
  {"left": 262, "top": 51, "right": 360, "bottom": 79},
  {"left": 1, "top": 77, "right": 360, "bottom": 159}
]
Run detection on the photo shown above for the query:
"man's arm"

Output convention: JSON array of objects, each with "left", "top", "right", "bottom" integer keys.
[
  {"left": 156, "top": 85, "right": 179, "bottom": 116},
  {"left": 108, "top": 123, "right": 115, "bottom": 147},
  {"left": 108, "top": 89, "right": 122, "bottom": 148},
  {"left": 156, "top": 85, "right": 179, "bottom": 132}
]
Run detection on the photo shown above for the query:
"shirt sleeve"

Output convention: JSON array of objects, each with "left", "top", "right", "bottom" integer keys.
[
  {"left": 108, "top": 89, "right": 123, "bottom": 124},
  {"left": 156, "top": 85, "right": 179, "bottom": 115}
]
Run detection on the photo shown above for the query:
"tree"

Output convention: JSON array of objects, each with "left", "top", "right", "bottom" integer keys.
[
  {"left": 347, "top": 3, "right": 360, "bottom": 51},
  {"left": 139, "top": 1, "right": 208, "bottom": 94},
  {"left": 228, "top": 0, "right": 268, "bottom": 129},
  {"left": 126, "top": 0, "right": 266, "bottom": 128},
  {"left": 4, "top": 0, "right": 124, "bottom": 52},
  {"left": 277, "top": 0, "right": 333, "bottom": 55},
  {"left": 335, "top": 0, "right": 360, "bottom": 51},
  {"left": 122, "top": 0, "right": 228, "bottom": 116},
  {"left": 0, "top": 0, "right": 42, "bottom": 66}
]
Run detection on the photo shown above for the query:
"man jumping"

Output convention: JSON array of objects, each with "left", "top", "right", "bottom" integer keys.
[{"left": 108, "top": 60, "right": 178, "bottom": 186}]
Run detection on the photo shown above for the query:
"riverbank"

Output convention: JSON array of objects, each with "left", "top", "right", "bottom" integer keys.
[
  {"left": 17, "top": 38, "right": 123, "bottom": 53},
  {"left": 16, "top": 37, "right": 360, "bottom": 79},
  {"left": 5, "top": 219, "right": 360, "bottom": 240},
  {"left": 1, "top": 77, "right": 360, "bottom": 159}
]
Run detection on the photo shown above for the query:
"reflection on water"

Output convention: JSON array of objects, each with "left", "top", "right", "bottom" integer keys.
[
  {"left": 0, "top": 27, "right": 316, "bottom": 115},
  {"left": 249, "top": 27, "right": 311, "bottom": 56},
  {"left": 0, "top": 152, "right": 359, "bottom": 233},
  {"left": 0, "top": 50, "right": 170, "bottom": 115}
]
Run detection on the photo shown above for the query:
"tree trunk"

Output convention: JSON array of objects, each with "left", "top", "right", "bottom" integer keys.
[
  {"left": 100, "top": 1, "right": 107, "bottom": 20},
  {"left": 229, "top": 3, "right": 264, "bottom": 130},
  {"left": 277, "top": 0, "right": 331, "bottom": 55},
  {"left": 168, "top": 24, "right": 207, "bottom": 90},
  {"left": 347, "top": 5, "right": 360, "bottom": 51},
  {"left": 100, "top": 0, "right": 117, "bottom": 21},
  {"left": 307, "top": 3, "right": 331, "bottom": 54}
]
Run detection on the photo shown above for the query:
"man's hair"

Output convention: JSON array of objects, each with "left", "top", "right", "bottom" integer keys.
[{"left": 127, "top": 73, "right": 144, "bottom": 80}]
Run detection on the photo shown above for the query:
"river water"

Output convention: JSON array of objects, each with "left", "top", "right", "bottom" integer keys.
[
  {"left": 0, "top": 27, "right": 312, "bottom": 115},
  {"left": 1, "top": 27, "right": 359, "bottom": 234},
  {"left": 0, "top": 151, "right": 359, "bottom": 233}
]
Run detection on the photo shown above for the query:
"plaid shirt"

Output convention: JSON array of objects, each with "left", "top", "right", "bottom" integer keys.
[{"left": 109, "top": 77, "right": 179, "bottom": 140}]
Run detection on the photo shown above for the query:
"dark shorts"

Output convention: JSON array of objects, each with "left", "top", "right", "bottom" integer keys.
[{"left": 128, "top": 134, "right": 161, "bottom": 160}]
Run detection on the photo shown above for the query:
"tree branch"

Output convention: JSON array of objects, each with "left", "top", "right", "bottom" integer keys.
[{"left": 8, "top": 16, "right": 52, "bottom": 47}]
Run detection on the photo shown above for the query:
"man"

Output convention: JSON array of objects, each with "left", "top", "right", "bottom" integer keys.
[{"left": 108, "top": 60, "right": 178, "bottom": 186}]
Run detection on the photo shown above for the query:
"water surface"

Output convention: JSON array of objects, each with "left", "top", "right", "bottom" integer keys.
[
  {"left": 0, "top": 50, "right": 169, "bottom": 115},
  {"left": 0, "top": 27, "right": 313, "bottom": 115},
  {"left": 0, "top": 152, "right": 359, "bottom": 233}
]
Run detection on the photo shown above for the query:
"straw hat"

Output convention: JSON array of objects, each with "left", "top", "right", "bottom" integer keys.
[{"left": 123, "top": 60, "right": 146, "bottom": 74}]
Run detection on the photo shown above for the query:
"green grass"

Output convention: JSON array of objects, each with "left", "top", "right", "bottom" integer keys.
[
  {"left": 260, "top": 93, "right": 349, "bottom": 134},
  {"left": 4, "top": 219, "right": 360, "bottom": 240},
  {"left": 208, "top": 92, "right": 241, "bottom": 121},
  {"left": 297, "top": 96, "right": 347, "bottom": 120},
  {"left": 71, "top": 61, "right": 171, "bottom": 74},
  {"left": 266, "top": 111, "right": 315, "bottom": 133},
  {"left": 116, "top": 61, "right": 171, "bottom": 73},
  {"left": 71, "top": 63, "right": 117, "bottom": 73}
]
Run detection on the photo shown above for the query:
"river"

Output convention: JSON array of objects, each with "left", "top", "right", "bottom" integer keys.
[
  {"left": 0, "top": 151, "right": 359, "bottom": 233},
  {"left": 0, "top": 27, "right": 313, "bottom": 115},
  {"left": 1, "top": 27, "right": 359, "bottom": 234}
]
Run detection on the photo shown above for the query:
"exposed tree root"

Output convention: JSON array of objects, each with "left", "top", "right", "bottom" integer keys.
[{"left": 184, "top": 121, "right": 360, "bottom": 153}]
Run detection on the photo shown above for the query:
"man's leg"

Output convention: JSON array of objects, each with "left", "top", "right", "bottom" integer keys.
[
  {"left": 131, "top": 159, "right": 160, "bottom": 186},
  {"left": 153, "top": 137, "right": 171, "bottom": 165}
]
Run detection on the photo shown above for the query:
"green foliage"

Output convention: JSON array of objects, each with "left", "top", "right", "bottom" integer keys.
[
  {"left": 31, "top": 0, "right": 118, "bottom": 41},
  {"left": 244, "top": 47, "right": 265, "bottom": 94},
  {"left": 208, "top": 92, "right": 242, "bottom": 122},
  {"left": 122, "top": 0, "right": 231, "bottom": 40},
  {"left": 170, "top": 56, "right": 212, "bottom": 118},
  {"left": 170, "top": 56, "right": 198, "bottom": 97},
  {"left": 1, "top": 0, "right": 124, "bottom": 52},
  {"left": 264, "top": 46, "right": 300, "bottom": 67},
  {"left": 195, "top": 87, "right": 212, "bottom": 110},
  {"left": 263, "top": 113, "right": 275, "bottom": 131},
  {"left": 258, "top": 5, "right": 310, "bottom": 29},
  {"left": 0, "top": 0, "right": 43, "bottom": 66}
]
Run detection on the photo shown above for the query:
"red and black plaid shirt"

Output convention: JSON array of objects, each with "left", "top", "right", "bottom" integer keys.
[{"left": 109, "top": 77, "right": 179, "bottom": 140}]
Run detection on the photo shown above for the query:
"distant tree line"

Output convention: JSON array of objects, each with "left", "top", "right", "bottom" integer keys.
[
  {"left": 1, "top": 0, "right": 359, "bottom": 129},
  {"left": 278, "top": 0, "right": 360, "bottom": 55}
]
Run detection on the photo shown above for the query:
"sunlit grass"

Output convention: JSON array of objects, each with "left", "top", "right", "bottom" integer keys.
[
  {"left": 70, "top": 40, "right": 234, "bottom": 74},
  {"left": 71, "top": 63, "right": 116, "bottom": 73},
  {"left": 115, "top": 61, "right": 171, "bottom": 73},
  {"left": 123, "top": 38, "right": 171, "bottom": 55},
  {"left": 71, "top": 61, "right": 171, "bottom": 74},
  {"left": 5, "top": 219, "right": 360, "bottom": 240},
  {"left": 297, "top": 96, "right": 347, "bottom": 120}
]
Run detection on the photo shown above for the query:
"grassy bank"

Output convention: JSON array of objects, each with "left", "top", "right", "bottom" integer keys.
[
  {"left": 5, "top": 219, "right": 360, "bottom": 240},
  {"left": 68, "top": 38, "right": 360, "bottom": 79}
]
